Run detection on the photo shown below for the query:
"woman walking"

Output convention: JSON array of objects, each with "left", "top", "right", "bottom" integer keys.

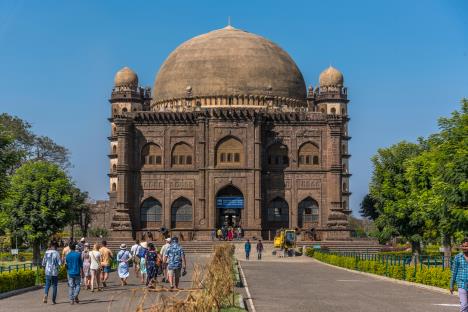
[
  {"left": 145, "top": 243, "right": 161, "bottom": 288},
  {"left": 256, "top": 240, "right": 264, "bottom": 260},
  {"left": 139, "top": 241, "right": 148, "bottom": 284},
  {"left": 89, "top": 243, "right": 102, "bottom": 292},
  {"left": 117, "top": 244, "right": 131, "bottom": 286},
  {"left": 81, "top": 243, "right": 92, "bottom": 289}
]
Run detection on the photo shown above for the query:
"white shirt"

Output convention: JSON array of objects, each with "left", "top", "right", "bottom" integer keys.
[
  {"left": 130, "top": 244, "right": 139, "bottom": 257},
  {"left": 89, "top": 250, "right": 101, "bottom": 270},
  {"left": 161, "top": 243, "right": 171, "bottom": 258}
]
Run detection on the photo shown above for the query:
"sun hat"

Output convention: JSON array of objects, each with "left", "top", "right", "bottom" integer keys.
[
  {"left": 120, "top": 243, "right": 127, "bottom": 250},
  {"left": 165, "top": 238, "right": 171, "bottom": 242}
]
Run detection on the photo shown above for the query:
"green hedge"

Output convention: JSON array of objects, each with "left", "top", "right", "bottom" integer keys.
[
  {"left": 0, "top": 265, "right": 67, "bottom": 293},
  {"left": 313, "top": 252, "right": 452, "bottom": 289}
]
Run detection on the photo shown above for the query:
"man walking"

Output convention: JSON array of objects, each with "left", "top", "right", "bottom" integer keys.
[
  {"left": 163, "top": 237, "right": 186, "bottom": 289},
  {"left": 99, "top": 240, "right": 113, "bottom": 287},
  {"left": 244, "top": 239, "right": 251, "bottom": 260},
  {"left": 66, "top": 243, "right": 83, "bottom": 305},
  {"left": 450, "top": 238, "right": 468, "bottom": 312},
  {"left": 256, "top": 240, "right": 264, "bottom": 260},
  {"left": 42, "top": 241, "right": 61, "bottom": 304},
  {"left": 130, "top": 239, "right": 141, "bottom": 277},
  {"left": 160, "top": 237, "right": 171, "bottom": 283}
]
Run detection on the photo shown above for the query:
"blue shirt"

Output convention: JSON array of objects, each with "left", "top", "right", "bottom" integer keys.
[
  {"left": 451, "top": 253, "right": 468, "bottom": 290},
  {"left": 165, "top": 243, "right": 185, "bottom": 270},
  {"left": 42, "top": 249, "right": 61, "bottom": 276},
  {"left": 245, "top": 242, "right": 251, "bottom": 252},
  {"left": 66, "top": 251, "right": 83, "bottom": 277}
]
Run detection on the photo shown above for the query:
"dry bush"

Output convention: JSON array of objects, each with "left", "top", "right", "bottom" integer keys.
[{"left": 134, "top": 244, "right": 236, "bottom": 312}]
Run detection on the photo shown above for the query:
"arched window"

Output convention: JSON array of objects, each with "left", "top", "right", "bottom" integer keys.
[
  {"left": 343, "top": 164, "right": 347, "bottom": 172},
  {"left": 171, "top": 142, "right": 193, "bottom": 167},
  {"left": 140, "top": 198, "right": 162, "bottom": 229},
  {"left": 112, "top": 164, "right": 116, "bottom": 173},
  {"left": 343, "top": 200, "right": 347, "bottom": 210},
  {"left": 112, "top": 126, "right": 116, "bottom": 136},
  {"left": 320, "top": 108, "right": 326, "bottom": 113},
  {"left": 122, "top": 107, "right": 128, "bottom": 113},
  {"left": 343, "top": 182, "right": 348, "bottom": 191},
  {"left": 298, "top": 197, "right": 319, "bottom": 227},
  {"left": 216, "top": 136, "right": 243, "bottom": 167},
  {"left": 342, "top": 144, "right": 347, "bottom": 154},
  {"left": 342, "top": 108, "right": 346, "bottom": 115},
  {"left": 330, "top": 107, "right": 336, "bottom": 114},
  {"left": 298, "top": 142, "right": 320, "bottom": 167},
  {"left": 267, "top": 143, "right": 289, "bottom": 168},
  {"left": 112, "top": 145, "right": 117, "bottom": 154},
  {"left": 111, "top": 183, "right": 117, "bottom": 192},
  {"left": 141, "top": 143, "right": 162, "bottom": 166},
  {"left": 267, "top": 197, "right": 289, "bottom": 222},
  {"left": 171, "top": 197, "right": 192, "bottom": 228}
]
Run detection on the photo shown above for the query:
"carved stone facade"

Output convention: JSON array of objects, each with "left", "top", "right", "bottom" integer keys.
[{"left": 106, "top": 26, "right": 352, "bottom": 240}]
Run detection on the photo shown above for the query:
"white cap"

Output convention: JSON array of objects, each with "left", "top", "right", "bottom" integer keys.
[
  {"left": 165, "top": 238, "right": 171, "bottom": 242},
  {"left": 80, "top": 237, "right": 85, "bottom": 242}
]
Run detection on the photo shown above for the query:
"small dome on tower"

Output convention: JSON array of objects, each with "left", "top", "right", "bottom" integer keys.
[
  {"left": 319, "top": 66, "right": 344, "bottom": 87},
  {"left": 114, "top": 67, "right": 138, "bottom": 87}
]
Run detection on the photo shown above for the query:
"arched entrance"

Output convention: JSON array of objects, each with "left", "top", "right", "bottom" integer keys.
[{"left": 216, "top": 185, "right": 244, "bottom": 228}]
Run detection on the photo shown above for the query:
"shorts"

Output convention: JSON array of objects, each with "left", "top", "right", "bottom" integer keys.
[
  {"left": 167, "top": 268, "right": 181, "bottom": 279},
  {"left": 102, "top": 266, "right": 111, "bottom": 273}
]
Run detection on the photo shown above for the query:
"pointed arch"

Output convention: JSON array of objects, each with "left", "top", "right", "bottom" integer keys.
[
  {"left": 140, "top": 197, "right": 162, "bottom": 229},
  {"left": 171, "top": 142, "right": 193, "bottom": 167},
  {"left": 215, "top": 136, "right": 243, "bottom": 167},
  {"left": 141, "top": 143, "right": 162, "bottom": 166},
  {"left": 171, "top": 197, "right": 193, "bottom": 228},
  {"left": 267, "top": 143, "right": 289, "bottom": 168},
  {"left": 267, "top": 197, "right": 289, "bottom": 223},
  {"left": 298, "top": 197, "right": 319, "bottom": 227},
  {"left": 298, "top": 142, "right": 320, "bottom": 167}
]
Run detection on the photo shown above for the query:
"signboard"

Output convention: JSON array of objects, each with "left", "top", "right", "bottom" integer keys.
[
  {"left": 11, "top": 249, "right": 19, "bottom": 255},
  {"left": 216, "top": 196, "right": 244, "bottom": 209}
]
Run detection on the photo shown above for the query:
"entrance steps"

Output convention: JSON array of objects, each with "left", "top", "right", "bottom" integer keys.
[{"left": 88, "top": 239, "right": 382, "bottom": 254}]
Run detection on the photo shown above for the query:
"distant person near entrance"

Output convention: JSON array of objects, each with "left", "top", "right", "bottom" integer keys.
[
  {"left": 256, "top": 240, "right": 264, "bottom": 260},
  {"left": 245, "top": 239, "right": 251, "bottom": 260}
]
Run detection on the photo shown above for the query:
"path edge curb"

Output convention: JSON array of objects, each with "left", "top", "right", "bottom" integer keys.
[
  {"left": 237, "top": 260, "right": 256, "bottom": 312},
  {"left": 0, "top": 285, "right": 42, "bottom": 300},
  {"left": 311, "top": 258, "right": 452, "bottom": 295}
]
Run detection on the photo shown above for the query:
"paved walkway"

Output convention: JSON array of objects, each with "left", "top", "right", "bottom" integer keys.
[
  {"left": 240, "top": 255, "right": 460, "bottom": 312},
  {"left": 0, "top": 254, "right": 209, "bottom": 312}
]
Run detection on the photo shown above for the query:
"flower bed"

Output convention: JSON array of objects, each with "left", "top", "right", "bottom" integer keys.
[{"left": 310, "top": 251, "right": 452, "bottom": 289}]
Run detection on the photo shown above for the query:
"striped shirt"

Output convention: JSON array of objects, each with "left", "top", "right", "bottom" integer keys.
[{"left": 450, "top": 253, "right": 468, "bottom": 290}]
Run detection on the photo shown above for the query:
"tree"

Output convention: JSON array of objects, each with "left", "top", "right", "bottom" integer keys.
[
  {"left": 69, "top": 187, "right": 91, "bottom": 238},
  {"left": 405, "top": 100, "right": 468, "bottom": 261},
  {"left": 0, "top": 125, "right": 23, "bottom": 201},
  {"left": 370, "top": 141, "right": 425, "bottom": 254},
  {"left": 1, "top": 161, "right": 74, "bottom": 264},
  {"left": 0, "top": 113, "right": 70, "bottom": 170},
  {"left": 359, "top": 194, "right": 379, "bottom": 220}
]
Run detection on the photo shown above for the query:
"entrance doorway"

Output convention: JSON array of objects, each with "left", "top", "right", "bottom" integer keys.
[{"left": 216, "top": 185, "right": 244, "bottom": 228}]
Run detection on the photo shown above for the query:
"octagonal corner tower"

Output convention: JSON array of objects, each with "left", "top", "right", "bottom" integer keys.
[{"left": 152, "top": 26, "right": 307, "bottom": 110}]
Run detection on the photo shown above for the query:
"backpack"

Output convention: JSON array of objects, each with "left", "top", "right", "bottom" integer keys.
[{"left": 138, "top": 247, "right": 147, "bottom": 258}]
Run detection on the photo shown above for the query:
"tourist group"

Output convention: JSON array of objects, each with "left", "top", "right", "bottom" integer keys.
[{"left": 41, "top": 237, "right": 186, "bottom": 305}]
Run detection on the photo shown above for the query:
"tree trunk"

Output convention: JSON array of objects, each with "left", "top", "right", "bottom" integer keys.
[
  {"left": 33, "top": 240, "right": 41, "bottom": 266},
  {"left": 411, "top": 240, "right": 421, "bottom": 264},
  {"left": 442, "top": 234, "right": 451, "bottom": 268}
]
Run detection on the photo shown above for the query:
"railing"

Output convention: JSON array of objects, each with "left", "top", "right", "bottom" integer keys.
[
  {"left": 0, "top": 262, "right": 35, "bottom": 273},
  {"left": 323, "top": 251, "right": 454, "bottom": 271}
]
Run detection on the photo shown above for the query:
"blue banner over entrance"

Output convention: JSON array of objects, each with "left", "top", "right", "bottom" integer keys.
[{"left": 216, "top": 196, "right": 244, "bottom": 209}]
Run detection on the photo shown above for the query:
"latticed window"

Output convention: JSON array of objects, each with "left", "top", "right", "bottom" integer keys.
[
  {"left": 299, "top": 197, "right": 319, "bottom": 224},
  {"left": 171, "top": 142, "right": 193, "bottom": 167},
  {"left": 267, "top": 143, "right": 289, "bottom": 168},
  {"left": 216, "top": 137, "right": 243, "bottom": 166},
  {"left": 298, "top": 142, "right": 320, "bottom": 167},
  {"left": 141, "top": 143, "right": 162, "bottom": 165},
  {"left": 171, "top": 197, "right": 193, "bottom": 227},
  {"left": 140, "top": 198, "right": 162, "bottom": 229},
  {"left": 267, "top": 198, "right": 289, "bottom": 222}
]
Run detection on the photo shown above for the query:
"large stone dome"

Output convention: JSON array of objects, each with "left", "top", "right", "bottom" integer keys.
[{"left": 153, "top": 26, "right": 306, "bottom": 103}]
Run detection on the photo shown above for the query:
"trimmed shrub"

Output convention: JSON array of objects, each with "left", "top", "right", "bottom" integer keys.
[
  {"left": 0, "top": 270, "right": 36, "bottom": 293},
  {"left": 312, "top": 252, "right": 452, "bottom": 289}
]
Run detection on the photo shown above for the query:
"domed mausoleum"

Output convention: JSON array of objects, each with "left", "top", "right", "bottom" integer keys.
[{"left": 107, "top": 26, "right": 351, "bottom": 241}]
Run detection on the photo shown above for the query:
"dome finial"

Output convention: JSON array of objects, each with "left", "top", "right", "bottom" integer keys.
[{"left": 224, "top": 16, "right": 235, "bottom": 30}]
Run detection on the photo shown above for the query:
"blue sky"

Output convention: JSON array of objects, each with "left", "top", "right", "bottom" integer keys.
[{"left": 1, "top": 1, "right": 467, "bottom": 216}]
